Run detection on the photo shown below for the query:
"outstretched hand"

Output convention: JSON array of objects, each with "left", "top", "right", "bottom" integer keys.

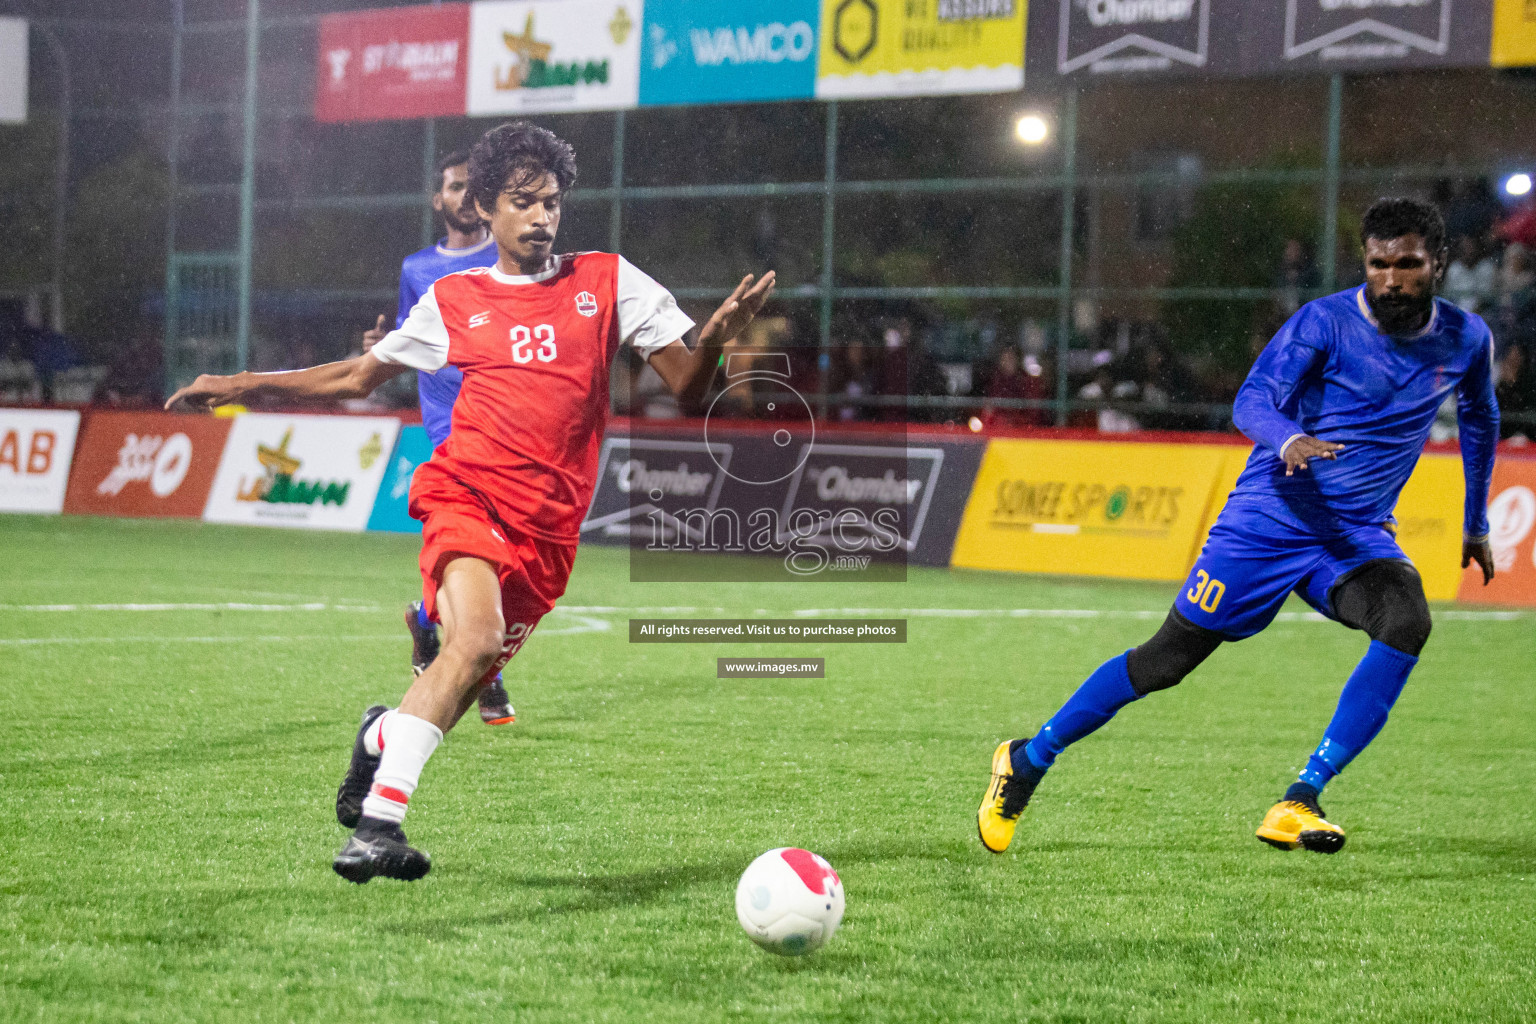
[
  {"left": 1283, "top": 435, "right": 1345, "bottom": 477},
  {"left": 1462, "top": 536, "right": 1495, "bottom": 586},
  {"left": 165, "top": 373, "right": 244, "bottom": 412},
  {"left": 699, "top": 272, "right": 777, "bottom": 346}
]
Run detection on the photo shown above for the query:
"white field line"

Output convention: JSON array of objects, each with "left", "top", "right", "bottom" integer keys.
[
  {"left": 0, "top": 604, "right": 1511, "bottom": 629},
  {"left": 0, "top": 610, "right": 613, "bottom": 646},
  {"left": 0, "top": 634, "right": 403, "bottom": 646},
  {"left": 0, "top": 602, "right": 388, "bottom": 613},
  {"left": 563, "top": 606, "right": 1531, "bottom": 623},
  {"left": 536, "top": 614, "right": 612, "bottom": 637}
]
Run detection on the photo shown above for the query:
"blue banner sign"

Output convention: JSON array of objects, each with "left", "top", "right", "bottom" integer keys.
[
  {"left": 640, "top": 0, "right": 820, "bottom": 107},
  {"left": 367, "top": 425, "right": 433, "bottom": 534}
]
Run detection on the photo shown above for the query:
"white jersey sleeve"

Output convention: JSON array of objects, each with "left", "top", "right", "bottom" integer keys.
[
  {"left": 617, "top": 256, "right": 695, "bottom": 359},
  {"left": 372, "top": 283, "right": 450, "bottom": 372}
]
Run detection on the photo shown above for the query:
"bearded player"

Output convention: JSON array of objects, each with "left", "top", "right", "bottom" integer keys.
[
  {"left": 361, "top": 150, "right": 513, "bottom": 726},
  {"left": 168, "top": 121, "right": 776, "bottom": 882},
  {"left": 979, "top": 198, "right": 1499, "bottom": 856}
]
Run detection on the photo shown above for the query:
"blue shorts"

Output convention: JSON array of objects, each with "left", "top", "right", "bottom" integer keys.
[{"left": 1173, "top": 501, "right": 1413, "bottom": 640}]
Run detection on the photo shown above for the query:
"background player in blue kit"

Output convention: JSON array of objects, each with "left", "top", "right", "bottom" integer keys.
[
  {"left": 363, "top": 151, "right": 512, "bottom": 725},
  {"left": 979, "top": 198, "right": 1500, "bottom": 855}
]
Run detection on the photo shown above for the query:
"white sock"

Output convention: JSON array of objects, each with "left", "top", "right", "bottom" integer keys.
[
  {"left": 362, "top": 709, "right": 396, "bottom": 757},
  {"left": 359, "top": 713, "right": 443, "bottom": 825}
]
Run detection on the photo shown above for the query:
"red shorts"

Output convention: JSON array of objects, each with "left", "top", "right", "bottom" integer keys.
[{"left": 410, "top": 466, "right": 577, "bottom": 678}]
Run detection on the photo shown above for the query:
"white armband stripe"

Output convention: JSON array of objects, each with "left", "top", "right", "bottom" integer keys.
[{"left": 617, "top": 256, "right": 695, "bottom": 358}]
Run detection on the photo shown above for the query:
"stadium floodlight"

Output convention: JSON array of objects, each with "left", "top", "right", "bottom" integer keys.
[
  {"left": 1014, "top": 113, "right": 1049, "bottom": 146},
  {"left": 1505, "top": 173, "right": 1533, "bottom": 198}
]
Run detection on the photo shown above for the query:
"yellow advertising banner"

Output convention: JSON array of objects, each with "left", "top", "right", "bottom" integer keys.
[
  {"left": 951, "top": 440, "right": 1230, "bottom": 581},
  {"left": 1492, "top": 0, "right": 1536, "bottom": 67},
  {"left": 815, "top": 0, "right": 1026, "bottom": 100},
  {"left": 954, "top": 440, "right": 1467, "bottom": 598},
  {"left": 1390, "top": 454, "right": 1466, "bottom": 601}
]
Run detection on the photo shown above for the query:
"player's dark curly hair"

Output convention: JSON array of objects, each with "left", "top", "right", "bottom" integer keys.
[
  {"left": 467, "top": 121, "right": 578, "bottom": 216},
  {"left": 1361, "top": 197, "right": 1446, "bottom": 255},
  {"left": 435, "top": 150, "right": 470, "bottom": 178}
]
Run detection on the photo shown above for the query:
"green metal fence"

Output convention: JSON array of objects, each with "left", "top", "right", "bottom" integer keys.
[{"left": 17, "top": 8, "right": 1536, "bottom": 429}]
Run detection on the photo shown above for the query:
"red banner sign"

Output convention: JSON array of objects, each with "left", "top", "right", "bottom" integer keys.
[
  {"left": 315, "top": 3, "right": 470, "bottom": 123},
  {"left": 63, "top": 411, "right": 232, "bottom": 519},
  {"left": 1458, "top": 455, "right": 1536, "bottom": 607}
]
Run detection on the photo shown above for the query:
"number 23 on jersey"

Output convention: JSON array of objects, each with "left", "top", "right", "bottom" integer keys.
[{"left": 510, "top": 324, "right": 557, "bottom": 364}]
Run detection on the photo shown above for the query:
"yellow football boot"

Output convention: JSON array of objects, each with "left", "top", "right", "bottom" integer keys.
[
  {"left": 1256, "top": 789, "right": 1346, "bottom": 854},
  {"left": 978, "top": 739, "right": 1044, "bottom": 853}
]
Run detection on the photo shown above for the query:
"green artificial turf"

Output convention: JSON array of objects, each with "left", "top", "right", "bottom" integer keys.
[{"left": 1, "top": 515, "right": 1533, "bottom": 1023}]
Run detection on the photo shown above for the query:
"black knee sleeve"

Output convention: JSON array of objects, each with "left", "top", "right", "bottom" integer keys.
[
  {"left": 1126, "top": 609, "right": 1225, "bottom": 696},
  {"left": 1330, "top": 559, "right": 1433, "bottom": 657}
]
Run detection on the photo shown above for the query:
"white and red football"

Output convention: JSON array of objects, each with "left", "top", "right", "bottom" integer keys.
[{"left": 734, "top": 847, "right": 845, "bottom": 956}]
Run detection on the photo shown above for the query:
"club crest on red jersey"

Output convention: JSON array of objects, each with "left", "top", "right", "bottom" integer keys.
[{"left": 575, "top": 291, "right": 599, "bottom": 318}]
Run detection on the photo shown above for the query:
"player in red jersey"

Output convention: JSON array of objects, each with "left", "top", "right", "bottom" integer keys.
[{"left": 167, "top": 122, "right": 775, "bottom": 882}]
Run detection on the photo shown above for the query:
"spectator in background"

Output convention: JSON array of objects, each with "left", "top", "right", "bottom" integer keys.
[
  {"left": 1497, "top": 243, "right": 1535, "bottom": 302},
  {"left": 713, "top": 315, "right": 792, "bottom": 419},
  {"left": 1077, "top": 362, "right": 1140, "bottom": 433},
  {"left": 1131, "top": 338, "right": 1204, "bottom": 430},
  {"left": 92, "top": 323, "right": 163, "bottom": 408},
  {"left": 1497, "top": 194, "right": 1536, "bottom": 251},
  {"left": 1274, "top": 238, "right": 1320, "bottom": 317},
  {"left": 1496, "top": 343, "right": 1535, "bottom": 442},
  {"left": 1444, "top": 178, "right": 1503, "bottom": 246},
  {"left": 1443, "top": 235, "right": 1499, "bottom": 314},
  {"left": 1493, "top": 244, "right": 1536, "bottom": 353},
  {"left": 878, "top": 320, "right": 948, "bottom": 423},
  {"left": 981, "top": 345, "right": 1048, "bottom": 428},
  {"left": 834, "top": 339, "right": 878, "bottom": 422},
  {"left": 0, "top": 309, "right": 80, "bottom": 404}
]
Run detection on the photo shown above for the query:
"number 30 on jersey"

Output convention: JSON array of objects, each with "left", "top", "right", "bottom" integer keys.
[
  {"left": 510, "top": 324, "right": 557, "bottom": 364},
  {"left": 1186, "top": 569, "right": 1225, "bottom": 612}
]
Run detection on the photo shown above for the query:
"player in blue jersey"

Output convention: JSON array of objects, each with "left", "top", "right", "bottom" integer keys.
[
  {"left": 978, "top": 198, "right": 1500, "bottom": 855},
  {"left": 362, "top": 150, "right": 512, "bottom": 726}
]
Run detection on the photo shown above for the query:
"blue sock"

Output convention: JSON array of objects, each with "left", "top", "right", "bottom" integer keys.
[
  {"left": 1297, "top": 640, "right": 1417, "bottom": 793},
  {"left": 1015, "top": 652, "right": 1140, "bottom": 774},
  {"left": 416, "top": 603, "right": 433, "bottom": 629}
]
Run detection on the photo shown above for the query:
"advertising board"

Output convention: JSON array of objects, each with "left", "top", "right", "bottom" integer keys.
[
  {"left": 1492, "top": 0, "right": 1536, "bottom": 66},
  {"left": 581, "top": 425, "right": 985, "bottom": 577},
  {"left": 951, "top": 439, "right": 1230, "bottom": 581},
  {"left": 0, "top": 409, "right": 80, "bottom": 514},
  {"left": 367, "top": 425, "right": 434, "bottom": 534},
  {"left": 203, "top": 414, "right": 400, "bottom": 532},
  {"left": 1241, "top": 0, "right": 1493, "bottom": 75},
  {"left": 1458, "top": 456, "right": 1536, "bottom": 606},
  {"left": 315, "top": 3, "right": 471, "bottom": 122},
  {"left": 1032, "top": 0, "right": 1494, "bottom": 81},
  {"left": 640, "top": 0, "right": 819, "bottom": 106},
  {"left": 467, "top": 0, "right": 643, "bottom": 115},
  {"left": 0, "top": 17, "right": 26, "bottom": 125},
  {"left": 63, "top": 411, "right": 232, "bottom": 519},
  {"left": 815, "top": 0, "right": 1027, "bottom": 100},
  {"left": 1039, "top": 0, "right": 1224, "bottom": 80}
]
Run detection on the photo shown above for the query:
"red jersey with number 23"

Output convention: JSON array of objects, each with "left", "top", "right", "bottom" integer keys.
[{"left": 371, "top": 252, "right": 695, "bottom": 542}]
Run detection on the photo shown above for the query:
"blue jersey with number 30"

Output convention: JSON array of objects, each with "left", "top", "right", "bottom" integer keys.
[
  {"left": 1173, "top": 287, "right": 1500, "bottom": 639},
  {"left": 396, "top": 236, "right": 499, "bottom": 448},
  {"left": 1230, "top": 286, "right": 1498, "bottom": 539}
]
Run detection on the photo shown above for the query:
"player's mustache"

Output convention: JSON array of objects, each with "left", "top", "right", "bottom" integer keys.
[{"left": 522, "top": 231, "right": 553, "bottom": 244}]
